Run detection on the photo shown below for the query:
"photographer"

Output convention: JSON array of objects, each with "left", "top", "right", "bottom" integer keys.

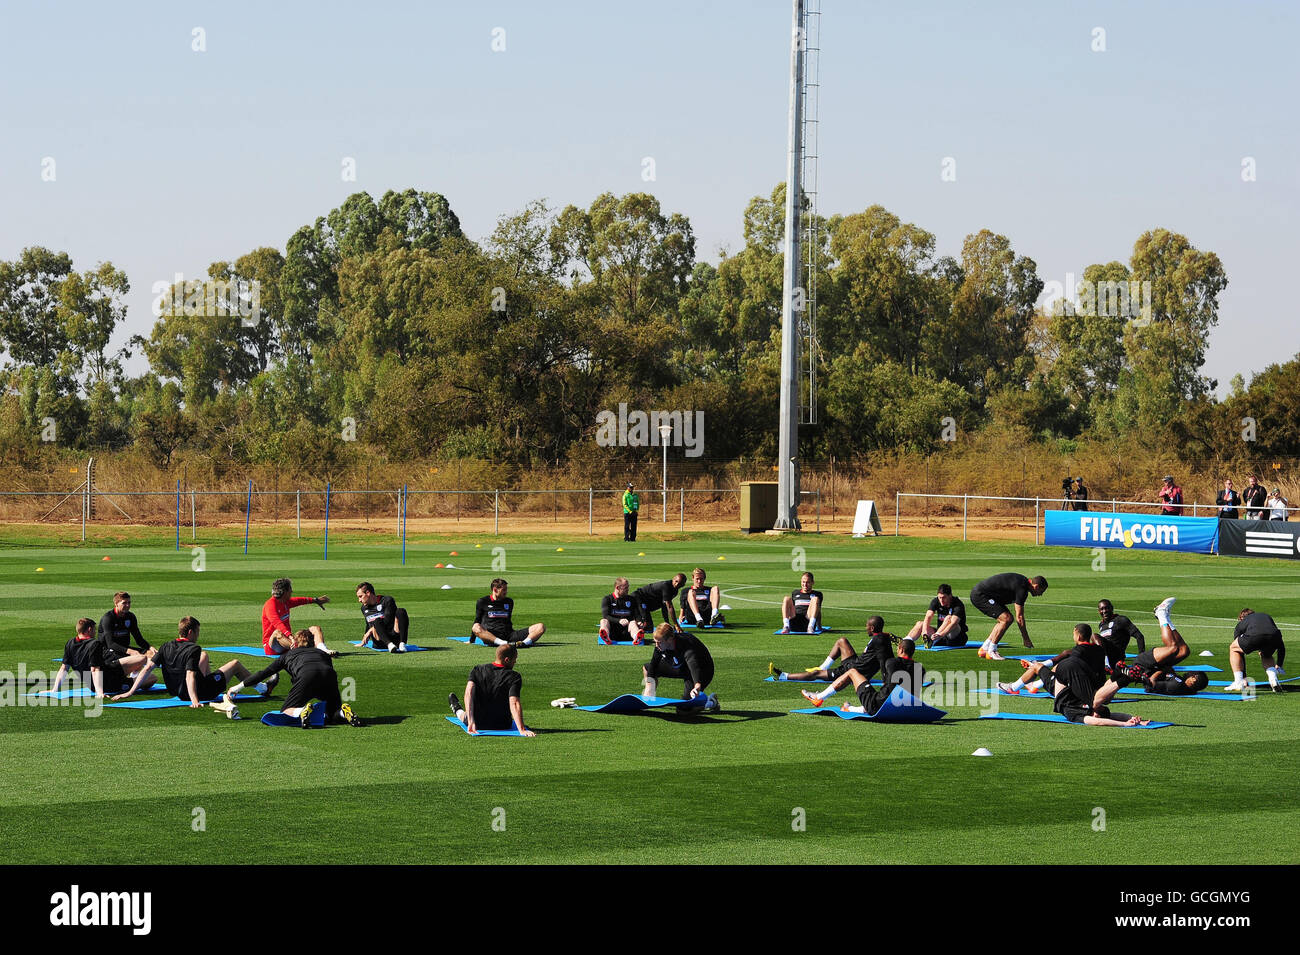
[{"left": 1071, "top": 476, "right": 1089, "bottom": 512}]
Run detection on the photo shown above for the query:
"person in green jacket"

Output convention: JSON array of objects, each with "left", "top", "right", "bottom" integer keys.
[{"left": 623, "top": 483, "right": 640, "bottom": 542}]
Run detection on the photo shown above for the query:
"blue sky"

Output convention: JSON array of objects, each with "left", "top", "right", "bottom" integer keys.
[{"left": 2, "top": 0, "right": 1296, "bottom": 391}]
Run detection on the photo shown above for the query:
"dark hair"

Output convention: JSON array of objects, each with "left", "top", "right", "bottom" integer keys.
[
  {"left": 496, "top": 644, "right": 519, "bottom": 664},
  {"left": 1074, "top": 622, "right": 1092, "bottom": 641},
  {"left": 271, "top": 578, "right": 292, "bottom": 598},
  {"left": 1238, "top": 608, "right": 1254, "bottom": 621},
  {"left": 114, "top": 591, "right": 130, "bottom": 603},
  {"left": 1097, "top": 599, "right": 1113, "bottom": 614},
  {"left": 937, "top": 583, "right": 952, "bottom": 596},
  {"left": 1185, "top": 672, "right": 1209, "bottom": 692},
  {"left": 866, "top": 615, "right": 884, "bottom": 634},
  {"left": 76, "top": 617, "right": 95, "bottom": 635},
  {"left": 356, "top": 582, "right": 375, "bottom": 595},
  {"left": 1031, "top": 576, "right": 1048, "bottom": 592},
  {"left": 178, "top": 616, "right": 200, "bottom": 639},
  {"left": 490, "top": 578, "right": 507, "bottom": 591}
]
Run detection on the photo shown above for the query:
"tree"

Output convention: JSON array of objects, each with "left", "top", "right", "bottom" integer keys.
[{"left": 0, "top": 247, "right": 74, "bottom": 371}]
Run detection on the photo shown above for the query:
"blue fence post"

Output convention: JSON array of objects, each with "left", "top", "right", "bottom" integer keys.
[
  {"left": 324, "top": 482, "right": 331, "bottom": 560},
  {"left": 243, "top": 481, "right": 253, "bottom": 554}
]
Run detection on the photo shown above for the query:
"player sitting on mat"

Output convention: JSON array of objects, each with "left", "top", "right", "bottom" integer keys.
[
  {"left": 228, "top": 628, "right": 361, "bottom": 728},
  {"left": 906, "top": 583, "right": 967, "bottom": 648},
  {"left": 112, "top": 617, "right": 254, "bottom": 712},
  {"left": 643, "top": 623, "right": 719, "bottom": 710},
  {"left": 837, "top": 638, "right": 929, "bottom": 715},
  {"left": 98, "top": 591, "right": 151, "bottom": 656},
  {"left": 679, "top": 567, "right": 723, "bottom": 627},
  {"left": 51, "top": 617, "right": 153, "bottom": 697},
  {"left": 356, "top": 582, "right": 410, "bottom": 652},
  {"left": 1227, "top": 608, "right": 1287, "bottom": 692},
  {"left": 449, "top": 644, "right": 535, "bottom": 736},
  {"left": 780, "top": 572, "right": 824, "bottom": 634},
  {"left": 634, "top": 574, "right": 688, "bottom": 632},
  {"left": 262, "top": 577, "right": 337, "bottom": 658},
  {"left": 601, "top": 577, "right": 645, "bottom": 644},
  {"left": 770, "top": 616, "right": 895, "bottom": 706},
  {"left": 471, "top": 578, "right": 545, "bottom": 648}
]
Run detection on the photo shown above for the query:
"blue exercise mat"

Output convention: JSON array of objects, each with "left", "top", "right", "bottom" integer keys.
[
  {"left": 261, "top": 708, "right": 328, "bottom": 727},
  {"left": 596, "top": 635, "right": 646, "bottom": 646},
  {"left": 1205, "top": 677, "right": 1296, "bottom": 687},
  {"left": 1112, "top": 688, "right": 1255, "bottom": 701},
  {"left": 764, "top": 675, "right": 829, "bottom": 684},
  {"left": 917, "top": 641, "right": 982, "bottom": 652},
  {"left": 978, "top": 712, "right": 1173, "bottom": 728},
  {"left": 350, "top": 641, "right": 432, "bottom": 652},
  {"left": 206, "top": 645, "right": 277, "bottom": 657},
  {"left": 575, "top": 693, "right": 709, "bottom": 714},
  {"left": 773, "top": 626, "right": 835, "bottom": 635},
  {"left": 444, "top": 716, "right": 528, "bottom": 736},
  {"left": 26, "top": 684, "right": 169, "bottom": 700},
  {"left": 788, "top": 687, "right": 945, "bottom": 723},
  {"left": 1173, "top": 665, "right": 1222, "bottom": 672},
  {"left": 678, "top": 620, "right": 726, "bottom": 629},
  {"left": 1005, "top": 653, "right": 1055, "bottom": 662},
  {"left": 445, "top": 636, "right": 474, "bottom": 643},
  {"left": 105, "top": 692, "right": 262, "bottom": 710}
]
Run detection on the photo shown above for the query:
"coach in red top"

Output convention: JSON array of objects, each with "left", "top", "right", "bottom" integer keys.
[
  {"left": 262, "top": 577, "right": 338, "bottom": 657},
  {"left": 1157, "top": 476, "right": 1184, "bottom": 516}
]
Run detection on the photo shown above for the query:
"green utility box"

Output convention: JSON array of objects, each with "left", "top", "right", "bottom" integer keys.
[{"left": 739, "top": 481, "right": 779, "bottom": 533}]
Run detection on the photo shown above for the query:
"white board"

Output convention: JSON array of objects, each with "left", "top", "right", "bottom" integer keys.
[{"left": 852, "top": 499, "right": 882, "bottom": 537}]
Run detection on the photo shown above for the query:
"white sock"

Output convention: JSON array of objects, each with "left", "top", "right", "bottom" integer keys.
[
  {"left": 522, "top": 636, "right": 535, "bottom": 646},
  {"left": 317, "top": 642, "right": 333, "bottom": 653},
  {"left": 398, "top": 642, "right": 407, "bottom": 651},
  {"left": 1009, "top": 678, "right": 1025, "bottom": 691},
  {"left": 816, "top": 687, "right": 837, "bottom": 701},
  {"left": 1233, "top": 669, "right": 1246, "bottom": 683},
  {"left": 1028, "top": 679, "right": 1044, "bottom": 691},
  {"left": 783, "top": 618, "right": 791, "bottom": 628},
  {"left": 1156, "top": 611, "right": 1171, "bottom": 628},
  {"left": 387, "top": 643, "right": 396, "bottom": 651},
  {"left": 819, "top": 655, "right": 836, "bottom": 670},
  {"left": 644, "top": 679, "right": 657, "bottom": 698},
  {"left": 776, "top": 673, "right": 788, "bottom": 681},
  {"left": 494, "top": 637, "right": 508, "bottom": 646},
  {"left": 842, "top": 704, "right": 865, "bottom": 713},
  {"left": 1266, "top": 666, "right": 1279, "bottom": 686}
]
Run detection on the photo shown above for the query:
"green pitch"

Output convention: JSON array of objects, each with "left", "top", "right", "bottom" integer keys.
[{"left": 1, "top": 527, "right": 1296, "bottom": 864}]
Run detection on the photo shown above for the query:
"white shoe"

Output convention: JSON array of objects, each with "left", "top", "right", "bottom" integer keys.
[
  {"left": 1154, "top": 596, "right": 1176, "bottom": 622},
  {"left": 1224, "top": 681, "right": 1248, "bottom": 693},
  {"left": 986, "top": 649, "right": 1005, "bottom": 661}
]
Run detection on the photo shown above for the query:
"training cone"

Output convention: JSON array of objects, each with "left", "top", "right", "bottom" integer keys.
[
  {"left": 717, "top": 556, "right": 725, "bottom": 561},
  {"left": 36, "top": 567, "right": 44, "bottom": 572},
  {"left": 475, "top": 544, "right": 481, "bottom": 548},
  {"left": 450, "top": 551, "right": 458, "bottom": 556},
  {"left": 637, "top": 552, "right": 645, "bottom": 556},
  {"left": 435, "top": 563, "right": 444, "bottom": 568},
  {"left": 102, "top": 556, "right": 111, "bottom": 561},
  {"left": 972, "top": 747, "right": 993, "bottom": 757},
  {"left": 446, "top": 563, "right": 456, "bottom": 568},
  {"left": 556, "top": 547, "right": 564, "bottom": 552},
  {"left": 440, "top": 584, "right": 452, "bottom": 590},
  {"left": 1199, "top": 650, "right": 1214, "bottom": 657}
]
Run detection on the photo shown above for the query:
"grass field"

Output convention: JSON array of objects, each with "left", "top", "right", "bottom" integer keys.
[{"left": 1, "top": 526, "right": 1296, "bottom": 865}]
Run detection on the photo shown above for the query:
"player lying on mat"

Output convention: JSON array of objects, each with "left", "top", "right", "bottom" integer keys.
[
  {"left": 770, "top": 616, "right": 895, "bottom": 707},
  {"left": 1011, "top": 622, "right": 1153, "bottom": 725},
  {"left": 601, "top": 577, "right": 645, "bottom": 644},
  {"left": 228, "top": 629, "right": 361, "bottom": 728},
  {"left": 1105, "top": 599, "right": 1209, "bottom": 696}
]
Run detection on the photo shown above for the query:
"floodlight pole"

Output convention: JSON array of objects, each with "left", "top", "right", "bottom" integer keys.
[{"left": 775, "top": 0, "right": 805, "bottom": 530}]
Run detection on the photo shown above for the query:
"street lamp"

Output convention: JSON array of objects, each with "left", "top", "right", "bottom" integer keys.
[{"left": 659, "top": 423, "right": 673, "bottom": 523}]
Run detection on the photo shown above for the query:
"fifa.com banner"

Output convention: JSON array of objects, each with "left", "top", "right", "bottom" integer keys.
[
  {"left": 1044, "top": 510, "right": 1219, "bottom": 554},
  {"left": 1218, "top": 518, "right": 1300, "bottom": 560}
]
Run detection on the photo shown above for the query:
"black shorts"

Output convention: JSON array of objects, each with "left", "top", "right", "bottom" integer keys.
[
  {"left": 1238, "top": 630, "right": 1284, "bottom": 657},
  {"left": 855, "top": 682, "right": 886, "bottom": 715},
  {"left": 789, "top": 614, "right": 815, "bottom": 631},
  {"left": 1052, "top": 689, "right": 1091, "bottom": 723},
  {"left": 932, "top": 629, "right": 968, "bottom": 647},
  {"left": 828, "top": 661, "right": 856, "bottom": 683},
  {"left": 970, "top": 591, "right": 1009, "bottom": 620},
  {"left": 483, "top": 627, "right": 531, "bottom": 644},
  {"left": 175, "top": 672, "right": 225, "bottom": 702},
  {"left": 283, "top": 669, "right": 341, "bottom": 710}
]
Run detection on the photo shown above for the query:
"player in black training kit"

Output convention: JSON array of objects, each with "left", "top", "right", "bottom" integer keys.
[
  {"left": 1094, "top": 599, "right": 1145, "bottom": 665},
  {"left": 643, "top": 623, "right": 718, "bottom": 709},
  {"left": 1227, "top": 608, "right": 1287, "bottom": 693},
  {"left": 356, "top": 582, "right": 410, "bottom": 652},
  {"left": 837, "top": 638, "right": 929, "bottom": 715},
  {"left": 1104, "top": 598, "right": 1209, "bottom": 700},
  {"left": 771, "top": 615, "right": 896, "bottom": 707},
  {"left": 634, "top": 574, "right": 688, "bottom": 631},
  {"left": 906, "top": 583, "right": 968, "bottom": 648},
  {"left": 449, "top": 644, "right": 534, "bottom": 735},
  {"left": 1006, "top": 624, "right": 1158, "bottom": 725},
  {"left": 113, "top": 617, "right": 252, "bottom": 711},
  {"left": 970, "top": 572, "right": 1048, "bottom": 659},
  {"left": 471, "top": 578, "right": 545, "bottom": 648},
  {"left": 98, "top": 592, "right": 151, "bottom": 655},
  {"left": 680, "top": 567, "right": 723, "bottom": 627},
  {"left": 780, "top": 572, "right": 824, "bottom": 633},
  {"left": 51, "top": 617, "right": 153, "bottom": 697},
  {"left": 600, "top": 577, "right": 645, "bottom": 644},
  {"left": 228, "top": 628, "right": 362, "bottom": 727}
]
